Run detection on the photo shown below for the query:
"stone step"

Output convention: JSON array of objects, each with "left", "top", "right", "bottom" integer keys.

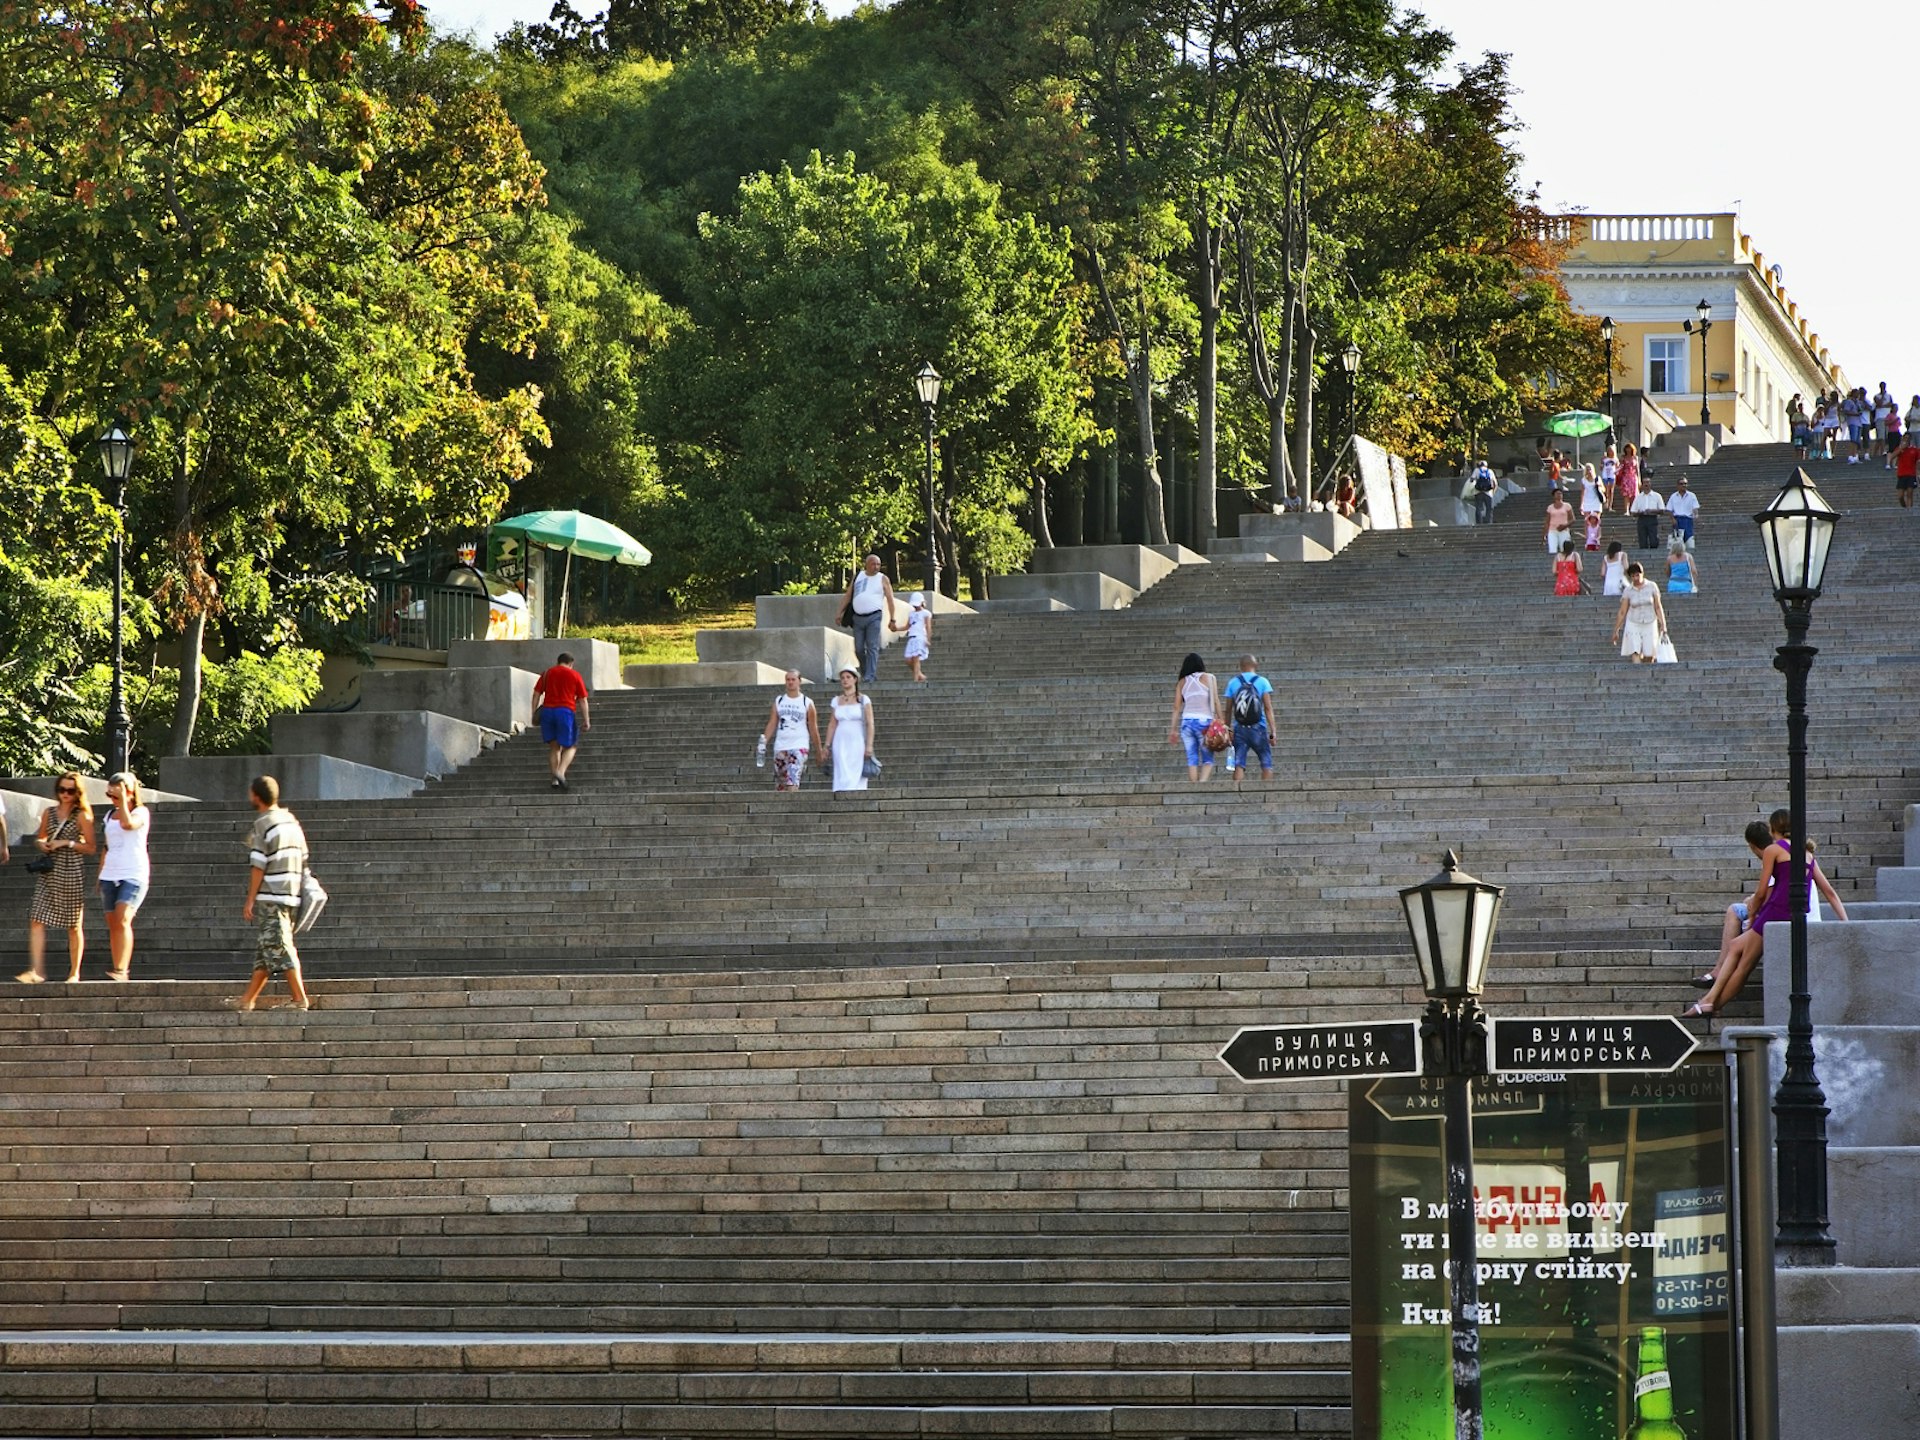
[{"left": 0, "top": 1330, "right": 1353, "bottom": 1438}]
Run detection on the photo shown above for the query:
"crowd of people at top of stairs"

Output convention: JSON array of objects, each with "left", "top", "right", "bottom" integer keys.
[
  {"left": 1788, "top": 383, "right": 1920, "bottom": 510},
  {"left": 1790, "top": 383, "right": 1920, "bottom": 509},
  {"left": 1789, "top": 383, "right": 1913, "bottom": 467}
]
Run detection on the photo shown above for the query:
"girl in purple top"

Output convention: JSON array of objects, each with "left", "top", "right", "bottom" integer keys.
[{"left": 1689, "top": 825, "right": 1842, "bottom": 1017}]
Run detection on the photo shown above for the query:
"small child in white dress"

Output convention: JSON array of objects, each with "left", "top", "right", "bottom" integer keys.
[{"left": 895, "top": 591, "right": 933, "bottom": 682}]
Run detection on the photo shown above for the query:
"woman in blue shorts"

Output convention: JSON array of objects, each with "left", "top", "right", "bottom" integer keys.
[{"left": 1166, "top": 653, "right": 1221, "bottom": 783}]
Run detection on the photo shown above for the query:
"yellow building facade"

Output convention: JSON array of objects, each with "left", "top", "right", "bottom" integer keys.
[{"left": 1552, "top": 213, "right": 1845, "bottom": 440}]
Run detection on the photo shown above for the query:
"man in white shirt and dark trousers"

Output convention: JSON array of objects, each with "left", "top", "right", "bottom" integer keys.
[
  {"left": 836, "top": 554, "right": 898, "bottom": 684},
  {"left": 1631, "top": 478, "right": 1665, "bottom": 551},
  {"left": 1666, "top": 476, "right": 1700, "bottom": 551}
]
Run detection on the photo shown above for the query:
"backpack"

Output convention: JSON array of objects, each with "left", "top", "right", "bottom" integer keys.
[
  {"left": 1230, "top": 677, "right": 1266, "bottom": 728},
  {"left": 294, "top": 869, "right": 328, "bottom": 934}
]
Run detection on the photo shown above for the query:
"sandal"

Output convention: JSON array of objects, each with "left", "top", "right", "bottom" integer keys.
[
  {"left": 1691, "top": 974, "right": 1715, "bottom": 989},
  {"left": 1681, "top": 1002, "right": 1713, "bottom": 1019}
]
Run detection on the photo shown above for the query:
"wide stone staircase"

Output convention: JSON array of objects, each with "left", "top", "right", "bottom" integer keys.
[{"left": 0, "top": 442, "right": 1913, "bottom": 1436}]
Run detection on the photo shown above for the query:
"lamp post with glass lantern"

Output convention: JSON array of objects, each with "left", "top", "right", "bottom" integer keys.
[
  {"left": 1339, "top": 341, "right": 1361, "bottom": 445},
  {"left": 1682, "top": 299, "right": 1712, "bottom": 428},
  {"left": 1600, "top": 317, "right": 1616, "bottom": 432},
  {"left": 1754, "top": 468, "right": 1840, "bottom": 1264},
  {"left": 913, "top": 363, "right": 942, "bottom": 597},
  {"left": 1399, "top": 851, "right": 1506, "bottom": 1440},
  {"left": 96, "top": 425, "right": 135, "bottom": 777}
]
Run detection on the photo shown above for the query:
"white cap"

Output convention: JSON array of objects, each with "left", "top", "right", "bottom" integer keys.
[{"left": 910, "top": 591, "right": 925, "bottom": 607}]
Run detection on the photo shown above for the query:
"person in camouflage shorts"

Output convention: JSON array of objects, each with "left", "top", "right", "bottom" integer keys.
[{"left": 237, "top": 775, "right": 311, "bottom": 1012}]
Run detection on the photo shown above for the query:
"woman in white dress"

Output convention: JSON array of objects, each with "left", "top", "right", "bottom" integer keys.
[
  {"left": 826, "top": 666, "right": 876, "bottom": 792},
  {"left": 1609, "top": 562, "right": 1668, "bottom": 664}
]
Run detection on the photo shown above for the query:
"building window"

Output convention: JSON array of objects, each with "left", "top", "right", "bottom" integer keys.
[{"left": 1648, "top": 339, "right": 1688, "bottom": 394}]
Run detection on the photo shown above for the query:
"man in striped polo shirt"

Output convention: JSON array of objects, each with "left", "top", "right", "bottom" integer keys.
[{"left": 237, "top": 775, "right": 311, "bottom": 1012}]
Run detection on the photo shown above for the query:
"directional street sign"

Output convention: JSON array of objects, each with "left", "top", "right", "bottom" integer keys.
[
  {"left": 1218, "top": 1019, "right": 1422, "bottom": 1083},
  {"left": 1489, "top": 1015, "right": 1698, "bottom": 1076}
]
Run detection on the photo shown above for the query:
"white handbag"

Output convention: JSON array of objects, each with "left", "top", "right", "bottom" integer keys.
[{"left": 1654, "top": 636, "right": 1678, "bottom": 665}]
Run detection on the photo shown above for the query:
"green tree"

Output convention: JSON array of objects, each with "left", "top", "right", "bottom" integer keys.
[
  {"left": 0, "top": 368, "right": 119, "bottom": 773},
  {"left": 0, "top": 6, "right": 548, "bottom": 755},
  {"left": 642, "top": 150, "right": 1087, "bottom": 597}
]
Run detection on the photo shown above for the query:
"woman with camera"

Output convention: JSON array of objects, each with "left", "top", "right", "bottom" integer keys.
[{"left": 18, "top": 772, "right": 96, "bottom": 984}]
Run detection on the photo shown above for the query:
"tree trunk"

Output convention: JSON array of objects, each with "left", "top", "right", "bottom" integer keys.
[
  {"left": 1130, "top": 371, "right": 1169, "bottom": 545},
  {"left": 1267, "top": 396, "right": 1288, "bottom": 504},
  {"left": 1061, "top": 458, "right": 1084, "bottom": 547},
  {"left": 1291, "top": 311, "right": 1316, "bottom": 504},
  {"left": 1193, "top": 214, "right": 1221, "bottom": 544},
  {"left": 166, "top": 446, "right": 204, "bottom": 757},
  {"left": 1103, "top": 392, "right": 1121, "bottom": 542},
  {"left": 168, "top": 611, "right": 205, "bottom": 758},
  {"left": 1086, "top": 248, "right": 1170, "bottom": 545},
  {"left": 1033, "top": 472, "right": 1054, "bottom": 549}
]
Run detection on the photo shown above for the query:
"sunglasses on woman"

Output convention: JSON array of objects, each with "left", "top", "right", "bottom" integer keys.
[{"left": 55, "top": 785, "right": 78, "bottom": 795}]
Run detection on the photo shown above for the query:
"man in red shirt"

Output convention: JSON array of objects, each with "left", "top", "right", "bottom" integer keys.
[
  {"left": 531, "top": 652, "right": 591, "bottom": 791},
  {"left": 1896, "top": 434, "right": 1920, "bottom": 509}
]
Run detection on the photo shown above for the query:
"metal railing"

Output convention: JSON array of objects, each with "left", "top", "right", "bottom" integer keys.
[{"left": 348, "top": 578, "right": 493, "bottom": 653}]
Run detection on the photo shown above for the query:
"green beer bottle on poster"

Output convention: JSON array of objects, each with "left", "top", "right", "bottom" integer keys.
[{"left": 1625, "top": 1326, "right": 1686, "bottom": 1440}]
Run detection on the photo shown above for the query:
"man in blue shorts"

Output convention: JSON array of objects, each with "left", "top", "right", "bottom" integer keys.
[
  {"left": 1221, "top": 655, "right": 1276, "bottom": 787},
  {"left": 532, "top": 652, "right": 591, "bottom": 791}
]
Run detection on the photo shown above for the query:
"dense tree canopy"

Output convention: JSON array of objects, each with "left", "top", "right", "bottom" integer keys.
[{"left": 0, "top": 0, "right": 1601, "bottom": 770}]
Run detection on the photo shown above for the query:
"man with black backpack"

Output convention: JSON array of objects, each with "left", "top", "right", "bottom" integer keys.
[{"left": 1221, "top": 656, "right": 1277, "bottom": 787}]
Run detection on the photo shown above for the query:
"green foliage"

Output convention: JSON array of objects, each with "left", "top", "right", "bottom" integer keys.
[
  {"left": 74, "top": 649, "right": 324, "bottom": 771},
  {"left": 475, "top": 208, "right": 677, "bottom": 526},
  {"left": 0, "top": 7, "right": 552, "bottom": 753},
  {"left": 0, "top": 365, "right": 119, "bottom": 772},
  {"left": 640, "top": 150, "right": 1088, "bottom": 594}
]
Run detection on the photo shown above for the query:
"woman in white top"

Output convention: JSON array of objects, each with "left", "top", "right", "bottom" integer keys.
[
  {"left": 1166, "top": 652, "right": 1222, "bottom": 782},
  {"left": 759, "top": 671, "right": 823, "bottom": 792},
  {"left": 97, "top": 770, "right": 150, "bottom": 981},
  {"left": 1610, "top": 562, "right": 1668, "bottom": 663},
  {"left": 826, "top": 667, "right": 876, "bottom": 792},
  {"left": 1601, "top": 542, "right": 1626, "bottom": 597},
  {"left": 1577, "top": 463, "right": 1605, "bottom": 519}
]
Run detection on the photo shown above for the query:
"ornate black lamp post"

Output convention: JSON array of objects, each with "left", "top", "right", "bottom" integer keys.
[
  {"left": 1600, "top": 316, "right": 1616, "bottom": 432},
  {"left": 1682, "top": 298, "right": 1713, "bottom": 428},
  {"left": 1339, "top": 340, "right": 1361, "bottom": 444},
  {"left": 96, "top": 425, "right": 135, "bottom": 776},
  {"left": 1400, "top": 851, "right": 1506, "bottom": 1440},
  {"left": 913, "top": 362, "right": 942, "bottom": 597},
  {"left": 1755, "top": 468, "right": 1840, "bottom": 1265}
]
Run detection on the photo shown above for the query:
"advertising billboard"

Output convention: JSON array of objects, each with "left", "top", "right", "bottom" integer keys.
[{"left": 1351, "top": 1064, "right": 1736, "bottom": 1439}]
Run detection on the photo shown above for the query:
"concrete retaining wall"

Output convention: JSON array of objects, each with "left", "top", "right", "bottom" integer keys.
[
  {"left": 694, "top": 626, "right": 856, "bottom": 682},
  {"left": 989, "top": 571, "right": 1138, "bottom": 611},
  {"left": 626, "top": 661, "right": 788, "bottom": 689},
  {"left": 359, "top": 666, "right": 537, "bottom": 734},
  {"left": 447, "top": 638, "right": 625, "bottom": 691},
  {"left": 271, "top": 710, "right": 500, "bottom": 782},
  {"left": 158, "top": 754, "right": 422, "bottom": 803},
  {"left": 1027, "top": 544, "right": 1179, "bottom": 592}
]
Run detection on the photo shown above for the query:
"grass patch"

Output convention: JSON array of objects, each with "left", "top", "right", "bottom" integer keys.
[{"left": 570, "top": 602, "right": 759, "bottom": 668}]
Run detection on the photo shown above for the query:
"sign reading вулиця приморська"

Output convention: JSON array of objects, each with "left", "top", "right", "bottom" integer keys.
[{"left": 1350, "top": 1065, "right": 1736, "bottom": 1439}]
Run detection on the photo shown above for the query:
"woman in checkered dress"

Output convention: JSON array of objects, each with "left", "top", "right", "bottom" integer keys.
[{"left": 19, "top": 773, "right": 96, "bottom": 983}]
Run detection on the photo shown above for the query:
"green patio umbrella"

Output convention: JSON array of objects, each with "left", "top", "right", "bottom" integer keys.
[
  {"left": 1543, "top": 409, "right": 1612, "bottom": 469},
  {"left": 490, "top": 510, "right": 652, "bottom": 636}
]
